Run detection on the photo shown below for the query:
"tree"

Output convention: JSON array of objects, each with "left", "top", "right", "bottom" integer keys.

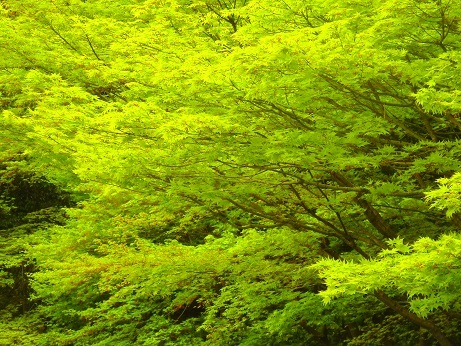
[{"left": 2, "top": 0, "right": 461, "bottom": 344}]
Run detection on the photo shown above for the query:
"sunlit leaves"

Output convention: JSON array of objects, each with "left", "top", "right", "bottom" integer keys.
[
  {"left": 3, "top": 0, "right": 461, "bottom": 344},
  {"left": 315, "top": 234, "right": 461, "bottom": 318}
]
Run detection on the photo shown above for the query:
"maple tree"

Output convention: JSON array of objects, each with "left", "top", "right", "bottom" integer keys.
[{"left": 2, "top": 0, "right": 461, "bottom": 344}]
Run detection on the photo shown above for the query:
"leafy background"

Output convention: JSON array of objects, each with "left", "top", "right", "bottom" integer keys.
[{"left": 1, "top": 0, "right": 461, "bottom": 345}]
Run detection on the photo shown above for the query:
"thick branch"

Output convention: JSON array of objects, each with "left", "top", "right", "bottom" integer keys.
[
  {"left": 374, "top": 290, "right": 453, "bottom": 346},
  {"left": 330, "top": 172, "right": 397, "bottom": 239}
]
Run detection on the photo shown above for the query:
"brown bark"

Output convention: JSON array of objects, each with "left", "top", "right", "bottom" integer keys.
[
  {"left": 450, "top": 213, "right": 461, "bottom": 229},
  {"left": 330, "top": 172, "right": 397, "bottom": 239},
  {"left": 374, "top": 290, "right": 453, "bottom": 346},
  {"left": 354, "top": 198, "right": 397, "bottom": 239},
  {"left": 330, "top": 172, "right": 453, "bottom": 345}
]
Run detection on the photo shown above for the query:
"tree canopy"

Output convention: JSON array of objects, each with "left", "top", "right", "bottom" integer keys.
[{"left": 2, "top": 0, "right": 461, "bottom": 345}]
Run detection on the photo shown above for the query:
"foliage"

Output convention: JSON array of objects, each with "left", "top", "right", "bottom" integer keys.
[
  {"left": 0, "top": 155, "right": 73, "bottom": 345},
  {"left": 315, "top": 234, "right": 461, "bottom": 317},
  {"left": 2, "top": 0, "right": 461, "bottom": 344}
]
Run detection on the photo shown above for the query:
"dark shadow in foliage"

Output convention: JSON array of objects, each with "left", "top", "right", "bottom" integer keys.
[{"left": 0, "top": 161, "right": 74, "bottom": 316}]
